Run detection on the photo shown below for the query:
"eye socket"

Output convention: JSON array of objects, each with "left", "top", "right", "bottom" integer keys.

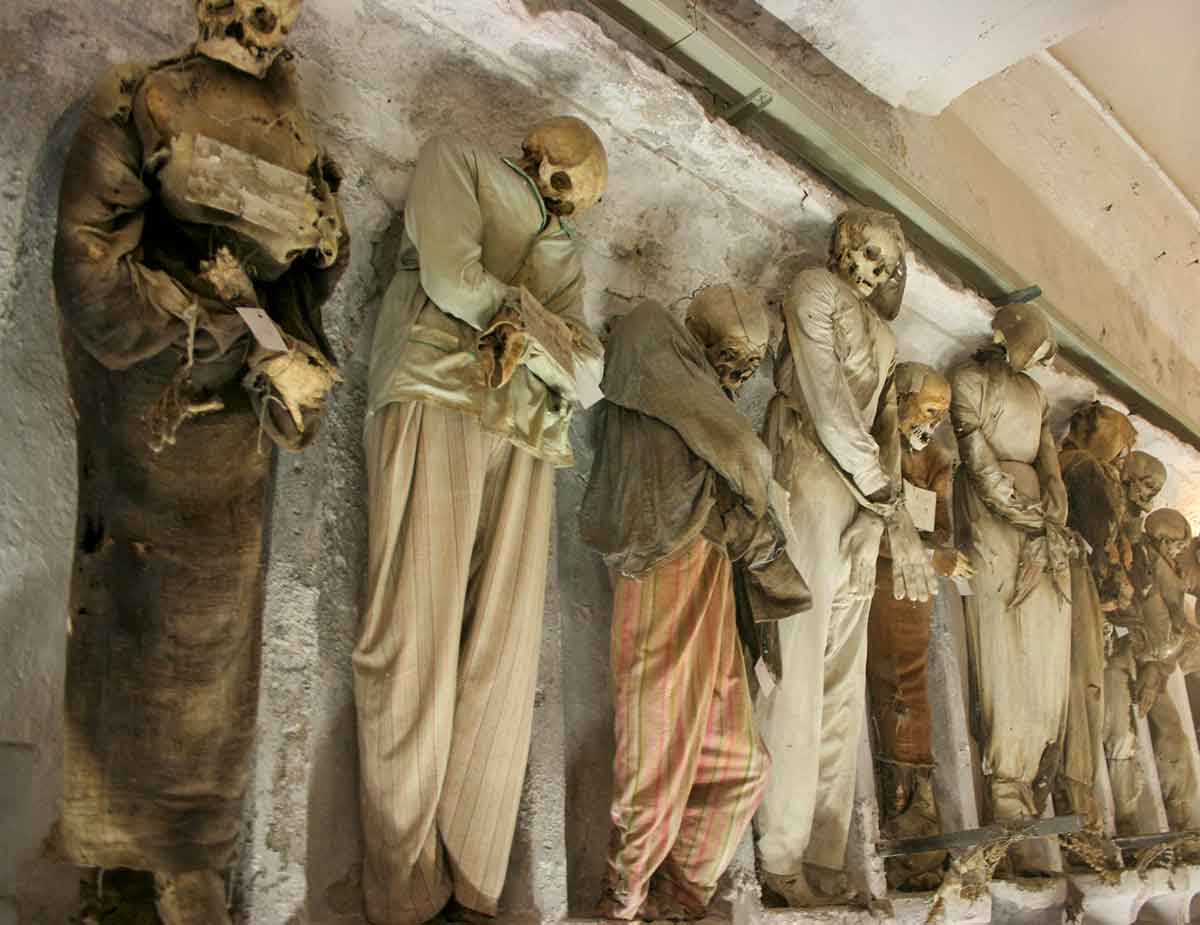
[
  {"left": 249, "top": 5, "right": 278, "bottom": 32},
  {"left": 863, "top": 244, "right": 881, "bottom": 261},
  {"left": 550, "top": 171, "right": 572, "bottom": 192}
]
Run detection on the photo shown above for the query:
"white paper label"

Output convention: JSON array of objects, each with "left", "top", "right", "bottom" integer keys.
[
  {"left": 953, "top": 576, "right": 975, "bottom": 597},
  {"left": 236, "top": 307, "right": 288, "bottom": 353},
  {"left": 575, "top": 351, "right": 605, "bottom": 409},
  {"left": 904, "top": 480, "right": 937, "bottom": 534},
  {"left": 754, "top": 657, "right": 777, "bottom": 699}
]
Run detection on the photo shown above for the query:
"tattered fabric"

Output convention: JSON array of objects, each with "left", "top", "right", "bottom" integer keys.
[{"left": 52, "top": 54, "right": 345, "bottom": 872}]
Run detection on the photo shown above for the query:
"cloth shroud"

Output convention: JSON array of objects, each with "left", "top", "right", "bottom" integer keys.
[
  {"left": 581, "top": 302, "right": 779, "bottom": 574},
  {"left": 605, "top": 537, "right": 769, "bottom": 917},
  {"left": 1103, "top": 640, "right": 1143, "bottom": 833},
  {"left": 867, "top": 440, "right": 954, "bottom": 888},
  {"left": 1058, "top": 448, "right": 1122, "bottom": 824},
  {"left": 868, "top": 441, "right": 954, "bottom": 768},
  {"left": 52, "top": 53, "right": 346, "bottom": 871},
  {"left": 1133, "top": 542, "right": 1200, "bottom": 831},
  {"left": 368, "top": 135, "right": 588, "bottom": 468},
  {"left": 354, "top": 402, "right": 553, "bottom": 924},
  {"left": 950, "top": 352, "right": 1072, "bottom": 832},
  {"left": 756, "top": 267, "right": 900, "bottom": 875}
]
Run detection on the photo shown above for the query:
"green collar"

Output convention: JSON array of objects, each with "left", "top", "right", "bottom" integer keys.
[{"left": 503, "top": 157, "right": 548, "bottom": 234}]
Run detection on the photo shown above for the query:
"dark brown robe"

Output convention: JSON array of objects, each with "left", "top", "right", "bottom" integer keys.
[{"left": 52, "top": 51, "right": 346, "bottom": 872}]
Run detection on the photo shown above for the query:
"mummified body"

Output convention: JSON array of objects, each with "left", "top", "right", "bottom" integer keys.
[
  {"left": 52, "top": 1, "right": 347, "bottom": 919},
  {"left": 1098, "top": 451, "right": 1168, "bottom": 832},
  {"left": 756, "top": 209, "right": 937, "bottom": 906},
  {"left": 358, "top": 119, "right": 606, "bottom": 924},
  {"left": 865, "top": 363, "right": 970, "bottom": 891},
  {"left": 1128, "top": 510, "right": 1200, "bottom": 831},
  {"left": 950, "top": 305, "right": 1072, "bottom": 874},
  {"left": 1056, "top": 403, "right": 1138, "bottom": 829},
  {"left": 581, "top": 288, "right": 809, "bottom": 920}
]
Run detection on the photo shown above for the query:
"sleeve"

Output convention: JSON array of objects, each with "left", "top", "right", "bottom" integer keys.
[
  {"left": 264, "top": 149, "right": 349, "bottom": 364},
  {"left": 533, "top": 235, "right": 603, "bottom": 365},
  {"left": 784, "top": 269, "right": 889, "bottom": 498},
  {"left": 403, "top": 135, "right": 510, "bottom": 331},
  {"left": 52, "top": 65, "right": 226, "bottom": 370},
  {"left": 951, "top": 360, "right": 1043, "bottom": 527},
  {"left": 1036, "top": 396, "right": 1069, "bottom": 527},
  {"left": 871, "top": 362, "right": 903, "bottom": 498},
  {"left": 604, "top": 304, "right": 771, "bottom": 517}
]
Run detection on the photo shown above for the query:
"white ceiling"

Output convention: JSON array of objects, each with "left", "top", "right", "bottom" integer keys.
[{"left": 1052, "top": 0, "right": 1200, "bottom": 213}]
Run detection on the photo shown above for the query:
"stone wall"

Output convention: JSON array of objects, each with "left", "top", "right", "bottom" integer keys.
[{"left": 3, "top": 2, "right": 1200, "bottom": 923}]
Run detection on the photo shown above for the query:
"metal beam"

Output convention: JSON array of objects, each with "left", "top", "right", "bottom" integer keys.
[
  {"left": 877, "top": 814, "right": 1081, "bottom": 858},
  {"left": 588, "top": 0, "right": 1200, "bottom": 446}
]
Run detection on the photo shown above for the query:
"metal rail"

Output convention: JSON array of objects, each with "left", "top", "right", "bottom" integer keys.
[
  {"left": 877, "top": 815, "right": 1081, "bottom": 858},
  {"left": 588, "top": 0, "right": 1200, "bottom": 446}
]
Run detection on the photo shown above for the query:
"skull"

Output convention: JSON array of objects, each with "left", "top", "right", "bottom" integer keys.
[
  {"left": 992, "top": 304, "right": 1056, "bottom": 371},
  {"left": 519, "top": 117, "right": 608, "bottom": 218},
  {"left": 1063, "top": 402, "right": 1137, "bottom": 465},
  {"left": 829, "top": 208, "right": 907, "bottom": 318},
  {"left": 685, "top": 286, "right": 770, "bottom": 395},
  {"left": 1144, "top": 508, "right": 1191, "bottom": 563},
  {"left": 1123, "top": 450, "right": 1167, "bottom": 512},
  {"left": 196, "top": 0, "right": 301, "bottom": 79},
  {"left": 895, "top": 362, "right": 951, "bottom": 453}
]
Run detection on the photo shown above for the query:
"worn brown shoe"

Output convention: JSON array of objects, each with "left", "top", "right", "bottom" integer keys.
[{"left": 762, "top": 865, "right": 854, "bottom": 908}]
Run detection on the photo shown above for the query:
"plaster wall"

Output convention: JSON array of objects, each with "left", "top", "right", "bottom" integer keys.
[
  {"left": 3, "top": 2, "right": 1200, "bottom": 924},
  {"left": 755, "top": 0, "right": 1121, "bottom": 114}
]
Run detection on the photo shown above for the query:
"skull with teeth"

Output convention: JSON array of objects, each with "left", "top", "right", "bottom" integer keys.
[
  {"left": 829, "top": 208, "right": 907, "bottom": 320},
  {"left": 895, "top": 362, "right": 951, "bottom": 453},
  {"left": 518, "top": 116, "right": 608, "bottom": 218},
  {"left": 684, "top": 285, "right": 770, "bottom": 396},
  {"left": 1123, "top": 450, "right": 1168, "bottom": 513},
  {"left": 196, "top": 0, "right": 301, "bottom": 78}
]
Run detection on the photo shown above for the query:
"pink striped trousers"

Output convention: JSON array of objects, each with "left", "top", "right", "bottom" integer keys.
[{"left": 606, "top": 537, "right": 769, "bottom": 918}]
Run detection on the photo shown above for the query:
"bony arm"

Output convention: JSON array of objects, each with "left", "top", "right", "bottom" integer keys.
[{"left": 884, "top": 505, "right": 937, "bottom": 601}]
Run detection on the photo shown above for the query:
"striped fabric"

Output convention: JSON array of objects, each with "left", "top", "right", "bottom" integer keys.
[
  {"left": 354, "top": 401, "right": 553, "bottom": 925},
  {"left": 606, "top": 537, "right": 769, "bottom": 918}
]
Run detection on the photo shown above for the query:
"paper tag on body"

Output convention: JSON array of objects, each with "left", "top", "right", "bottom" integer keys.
[
  {"left": 754, "top": 657, "right": 777, "bottom": 699},
  {"left": 575, "top": 351, "right": 605, "bottom": 409},
  {"left": 903, "top": 480, "right": 937, "bottom": 534},
  {"left": 236, "top": 307, "right": 288, "bottom": 353},
  {"left": 952, "top": 576, "right": 974, "bottom": 597}
]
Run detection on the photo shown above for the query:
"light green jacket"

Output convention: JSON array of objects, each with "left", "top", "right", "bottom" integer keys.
[{"left": 368, "top": 134, "right": 586, "bottom": 467}]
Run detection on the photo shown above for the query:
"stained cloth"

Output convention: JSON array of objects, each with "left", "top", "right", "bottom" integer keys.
[
  {"left": 368, "top": 134, "right": 588, "bottom": 468},
  {"left": 605, "top": 537, "right": 769, "bottom": 918},
  {"left": 1133, "top": 543, "right": 1200, "bottom": 831},
  {"left": 1102, "top": 641, "right": 1143, "bottom": 833},
  {"left": 1057, "top": 448, "right": 1124, "bottom": 824},
  {"left": 950, "top": 353, "right": 1072, "bottom": 834},
  {"left": 53, "top": 54, "right": 345, "bottom": 872},
  {"left": 354, "top": 402, "right": 553, "bottom": 924},
  {"left": 579, "top": 301, "right": 795, "bottom": 583},
  {"left": 867, "top": 441, "right": 954, "bottom": 770},
  {"left": 867, "top": 441, "right": 954, "bottom": 889},
  {"left": 757, "top": 267, "right": 900, "bottom": 876}
]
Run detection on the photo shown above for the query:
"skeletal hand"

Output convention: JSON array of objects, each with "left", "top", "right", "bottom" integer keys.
[
  {"left": 1136, "top": 664, "right": 1164, "bottom": 717},
  {"left": 887, "top": 509, "right": 937, "bottom": 602},
  {"left": 950, "top": 551, "right": 974, "bottom": 580},
  {"left": 478, "top": 299, "right": 528, "bottom": 389}
]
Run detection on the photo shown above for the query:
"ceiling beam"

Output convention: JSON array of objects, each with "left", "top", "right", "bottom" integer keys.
[{"left": 589, "top": 0, "right": 1200, "bottom": 447}]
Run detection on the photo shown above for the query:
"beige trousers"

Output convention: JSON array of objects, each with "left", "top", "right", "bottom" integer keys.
[
  {"left": 354, "top": 401, "right": 554, "bottom": 925},
  {"left": 757, "top": 443, "right": 877, "bottom": 875}
]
